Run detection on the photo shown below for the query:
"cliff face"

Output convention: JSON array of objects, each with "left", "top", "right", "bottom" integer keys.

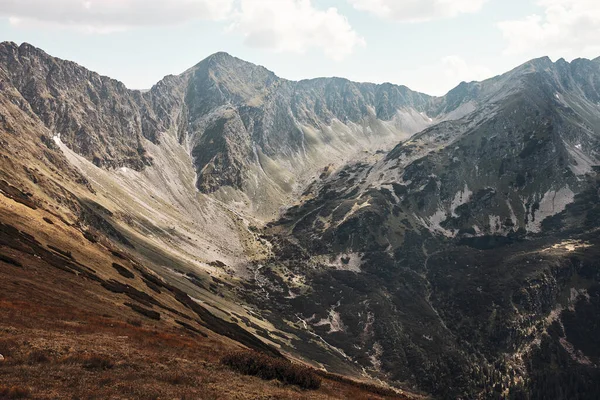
[{"left": 0, "top": 42, "right": 160, "bottom": 169}]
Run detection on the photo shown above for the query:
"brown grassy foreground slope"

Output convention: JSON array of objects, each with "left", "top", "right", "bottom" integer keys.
[{"left": 0, "top": 193, "right": 422, "bottom": 399}]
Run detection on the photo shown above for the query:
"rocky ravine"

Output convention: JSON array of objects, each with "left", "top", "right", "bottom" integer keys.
[{"left": 1, "top": 41, "right": 600, "bottom": 399}]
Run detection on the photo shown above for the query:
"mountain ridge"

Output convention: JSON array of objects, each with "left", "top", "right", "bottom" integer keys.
[
  {"left": 0, "top": 41, "right": 440, "bottom": 218},
  {"left": 2, "top": 41, "right": 598, "bottom": 222}
]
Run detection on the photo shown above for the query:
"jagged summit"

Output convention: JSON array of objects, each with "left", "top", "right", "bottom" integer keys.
[
  {"left": 204, "top": 50, "right": 235, "bottom": 60},
  {"left": 4, "top": 41, "right": 600, "bottom": 95},
  {"left": 524, "top": 55, "right": 554, "bottom": 67},
  {"left": 191, "top": 50, "right": 274, "bottom": 77},
  {"left": 0, "top": 40, "right": 17, "bottom": 49}
]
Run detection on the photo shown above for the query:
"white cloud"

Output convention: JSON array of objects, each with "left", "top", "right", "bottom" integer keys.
[
  {"left": 347, "top": 56, "right": 492, "bottom": 97},
  {"left": 498, "top": 0, "right": 600, "bottom": 59},
  {"left": 348, "top": 0, "right": 486, "bottom": 22},
  {"left": 229, "top": 0, "right": 365, "bottom": 61},
  {"left": 2, "top": 0, "right": 364, "bottom": 60},
  {"left": 1, "top": 0, "right": 234, "bottom": 33},
  {"left": 442, "top": 55, "right": 492, "bottom": 84}
]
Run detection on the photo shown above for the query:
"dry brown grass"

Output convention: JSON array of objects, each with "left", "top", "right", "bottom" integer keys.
[
  {"left": 0, "top": 339, "right": 17, "bottom": 358},
  {"left": 221, "top": 350, "right": 322, "bottom": 390},
  {"left": 316, "top": 370, "right": 410, "bottom": 398},
  {"left": 0, "top": 199, "right": 420, "bottom": 400},
  {"left": 61, "top": 354, "right": 115, "bottom": 370},
  {"left": 159, "top": 372, "right": 194, "bottom": 386},
  {"left": 0, "top": 283, "right": 413, "bottom": 400},
  {"left": 0, "top": 385, "right": 31, "bottom": 399},
  {"left": 26, "top": 350, "right": 51, "bottom": 365}
]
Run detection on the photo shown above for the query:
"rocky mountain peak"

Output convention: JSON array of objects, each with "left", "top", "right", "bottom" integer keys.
[
  {"left": 193, "top": 51, "right": 278, "bottom": 87},
  {"left": 0, "top": 40, "right": 18, "bottom": 53},
  {"left": 0, "top": 42, "right": 164, "bottom": 170},
  {"left": 204, "top": 50, "right": 235, "bottom": 62},
  {"left": 524, "top": 55, "right": 554, "bottom": 68}
]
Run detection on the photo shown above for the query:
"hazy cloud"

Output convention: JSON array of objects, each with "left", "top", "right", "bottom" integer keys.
[
  {"left": 498, "top": 0, "right": 600, "bottom": 59},
  {"left": 2, "top": 0, "right": 364, "bottom": 60},
  {"left": 348, "top": 0, "right": 486, "bottom": 22},
  {"left": 229, "top": 0, "right": 365, "bottom": 61},
  {"left": 442, "top": 55, "right": 492, "bottom": 84},
  {"left": 1, "top": 0, "right": 233, "bottom": 33}
]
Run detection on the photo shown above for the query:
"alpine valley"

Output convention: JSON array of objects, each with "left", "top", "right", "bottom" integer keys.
[{"left": 1, "top": 41, "right": 600, "bottom": 399}]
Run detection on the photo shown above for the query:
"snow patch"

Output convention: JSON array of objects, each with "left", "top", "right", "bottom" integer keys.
[
  {"left": 527, "top": 187, "right": 575, "bottom": 232},
  {"left": 314, "top": 306, "right": 346, "bottom": 334},
  {"left": 420, "top": 207, "right": 454, "bottom": 237},
  {"left": 507, "top": 201, "right": 518, "bottom": 227},
  {"left": 327, "top": 253, "right": 362, "bottom": 272},
  {"left": 489, "top": 215, "right": 502, "bottom": 234},
  {"left": 451, "top": 184, "right": 472, "bottom": 217}
]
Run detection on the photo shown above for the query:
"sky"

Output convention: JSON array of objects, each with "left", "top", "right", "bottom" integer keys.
[{"left": 0, "top": 0, "right": 599, "bottom": 96}]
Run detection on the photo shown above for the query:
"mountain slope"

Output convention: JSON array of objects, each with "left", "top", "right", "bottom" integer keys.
[
  {"left": 248, "top": 57, "right": 600, "bottom": 398},
  {"left": 2, "top": 42, "right": 600, "bottom": 399},
  {"left": 276, "top": 56, "right": 600, "bottom": 250},
  {"left": 0, "top": 187, "right": 419, "bottom": 399},
  {"left": 173, "top": 52, "right": 445, "bottom": 217}
]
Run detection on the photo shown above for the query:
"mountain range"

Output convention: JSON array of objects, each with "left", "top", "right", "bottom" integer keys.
[{"left": 1, "top": 41, "right": 599, "bottom": 399}]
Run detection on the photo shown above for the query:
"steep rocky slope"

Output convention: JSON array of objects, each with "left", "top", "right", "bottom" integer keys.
[
  {"left": 249, "top": 57, "right": 600, "bottom": 398},
  {"left": 1, "top": 42, "right": 160, "bottom": 169},
  {"left": 277, "top": 56, "right": 600, "bottom": 250},
  {"left": 181, "top": 53, "right": 439, "bottom": 217}
]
